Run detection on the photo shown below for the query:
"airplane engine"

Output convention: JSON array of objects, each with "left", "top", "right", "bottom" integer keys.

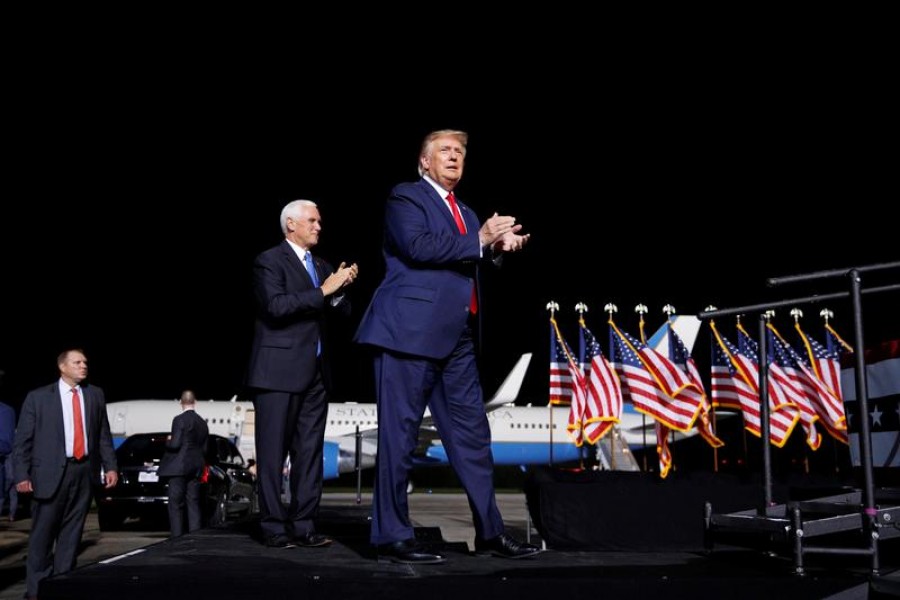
[
  {"left": 322, "top": 440, "right": 377, "bottom": 480},
  {"left": 322, "top": 441, "right": 342, "bottom": 480}
]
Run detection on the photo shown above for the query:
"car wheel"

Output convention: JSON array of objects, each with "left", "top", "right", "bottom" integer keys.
[
  {"left": 208, "top": 491, "right": 227, "bottom": 528},
  {"left": 98, "top": 506, "right": 125, "bottom": 531}
]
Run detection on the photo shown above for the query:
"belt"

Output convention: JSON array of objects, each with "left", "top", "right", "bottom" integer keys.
[{"left": 66, "top": 456, "right": 89, "bottom": 464}]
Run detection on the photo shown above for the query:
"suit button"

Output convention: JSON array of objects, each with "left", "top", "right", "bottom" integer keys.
[{"left": 463, "top": 306, "right": 469, "bottom": 313}]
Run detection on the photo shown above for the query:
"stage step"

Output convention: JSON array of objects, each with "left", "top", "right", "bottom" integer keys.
[{"left": 594, "top": 427, "right": 641, "bottom": 472}]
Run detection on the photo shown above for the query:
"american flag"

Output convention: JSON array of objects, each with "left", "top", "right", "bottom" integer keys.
[
  {"left": 803, "top": 323, "right": 853, "bottom": 406},
  {"left": 710, "top": 330, "right": 746, "bottom": 411},
  {"left": 669, "top": 325, "right": 723, "bottom": 448},
  {"left": 561, "top": 333, "right": 590, "bottom": 447},
  {"left": 735, "top": 325, "right": 800, "bottom": 447},
  {"left": 655, "top": 421, "right": 673, "bottom": 478},
  {"left": 549, "top": 321, "right": 574, "bottom": 405},
  {"left": 820, "top": 327, "right": 847, "bottom": 402},
  {"left": 710, "top": 324, "right": 764, "bottom": 437},
  {"left": 766, "top": 326, "right": 822, "bottom": 450},
  {"left": 578, "top": 322, "right": 622, "bottom": 444},
  {"left": 709, "top": 324, "right": 798, "bottom": 447},
  {"left": 550, "top": 321, "right": 589, "bottom": 445},
  {"left": 791, "top": 323, "right": 849, "bottom": 442},
  {"left": 609, "top": 322, "right": 704, "bottom": 433},
  {"left": 736, "top": 324, "right": 800, "bottom": 448}
]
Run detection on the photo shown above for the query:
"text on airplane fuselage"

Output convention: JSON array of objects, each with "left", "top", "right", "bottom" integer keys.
[{"left": 332, "top": 406, "right": 377, "bottom": 418}]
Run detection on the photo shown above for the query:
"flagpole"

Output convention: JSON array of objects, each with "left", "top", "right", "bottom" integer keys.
[
  {"left": 546, "top": 301, "right": 559, "bottom": 467},
  {"left": 663, "top": 304, "right": 678, "bottom": 476},
  {"left": 789, "top": 308, "right": 812, "bottom": 475},
  {"left": 635, "top": 304, "right": 650, "bottom": 472},
  {"left": 606, "top": 303, "right": 632, "bottom": 470},
  {"left": 575, "top": 302, "right": 588, "bottom": 470},
  {"left": 820, "top": 308, "right": 844, "bottom": 475},
  {"left": 705, "top": 306, "right": 721, "bottom": 474}
]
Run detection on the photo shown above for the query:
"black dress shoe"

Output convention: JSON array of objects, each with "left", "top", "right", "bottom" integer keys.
[
  {"left": 474, "top": 533, "right": 543, "bottom": 559},
  {"left": 378, "top": 538, "right": 446, "bottom": 564},
  {"left": 293, "top": 532, "right": 332, "bottom": 547},
  {"left": 263, "top": 534, "right": 296, "bottom": 548}
]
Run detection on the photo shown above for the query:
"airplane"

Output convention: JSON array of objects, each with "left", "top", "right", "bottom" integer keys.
[
  {"left": 105, "top": 315, "right": 712, "bottom": 478},
  {"left": 105, "top": 353, "right": 533, "bottom": 480}
]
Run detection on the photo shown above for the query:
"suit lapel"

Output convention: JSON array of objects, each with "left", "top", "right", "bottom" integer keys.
[
  {"left": 82, "top": 385, "right": 95, "bottom": 441},
  {"left": 48, "top": 383, "right": 66, "bottom": 448},
  {"left": 280, "top": 240, "right": 318, "bottom": 287},
  {"left": 419, "top": 179, "right": 460, "bottom": 233},
  {"left": 457, "top": 199, "right": 478, "bottom": 234}
]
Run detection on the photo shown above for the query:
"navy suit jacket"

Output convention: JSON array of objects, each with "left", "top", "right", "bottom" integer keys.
[
  {"left": 246, "top": 240, "right": 351, "bottom": 393},
  {"left": 158, "top": 410, "right": 209, "bottom": 478},
  {"left": 13, "top": 382, "right": 117, "bottom": 500},
  {"left": 355, "top": 178, "right": 483, "bottom": 359}
]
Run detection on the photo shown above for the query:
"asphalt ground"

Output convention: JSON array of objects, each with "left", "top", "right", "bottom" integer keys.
[{"left": 0, "top": 491, "right": 539, "bottom": 599}]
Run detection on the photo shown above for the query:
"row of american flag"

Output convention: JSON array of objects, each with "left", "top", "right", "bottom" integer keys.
[{"left": 549, "top": 311, "right": 853, "bottom": 478}]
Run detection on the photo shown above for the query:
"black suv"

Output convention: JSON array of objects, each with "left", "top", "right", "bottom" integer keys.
[{"left": 96, "top": 432, "right": 257, "bottom": 531}]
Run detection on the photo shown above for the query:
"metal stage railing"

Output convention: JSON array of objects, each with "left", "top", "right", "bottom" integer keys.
[{"left": 700, "top": 261, "right": 900, "bottom": 575}]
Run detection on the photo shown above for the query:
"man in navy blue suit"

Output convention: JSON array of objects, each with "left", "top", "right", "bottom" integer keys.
[
  {"left": 246, "top": 199, "right": 358, "bottom": 549},
  {"left": 355, "top": 129, "right": 540, "bottom": 564}
]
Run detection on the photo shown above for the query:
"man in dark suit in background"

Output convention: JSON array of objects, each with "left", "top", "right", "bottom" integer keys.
[
  {"left": 158, "top": 389, "right": 209, "bottom": 537},
  {"left": 355, "top": 129, "right": 540, "bottom": 564},
  {"left": 246, "top": 199, "right": 359, "bottom": 549},
  {"left": 14, "top": 349, "right": 118, "bottom": 599},
  {"left": 0, "top": 370, "right": 15, "bottom": 519}
]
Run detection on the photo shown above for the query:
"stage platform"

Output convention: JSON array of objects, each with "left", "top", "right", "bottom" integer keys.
[{"left": 31, "top": 496, "right": 889, "bottom": 600}]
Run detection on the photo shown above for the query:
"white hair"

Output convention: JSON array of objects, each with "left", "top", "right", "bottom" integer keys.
[{"left": 280, "top": 199, "right": 318, "bottom": 235}]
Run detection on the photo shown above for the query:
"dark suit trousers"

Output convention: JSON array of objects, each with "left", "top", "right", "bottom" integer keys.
[
  {"left": 26, "top": 459, "right": 91, "bottom": 598},
  {"left": 167, "top": 475, "right": 202, "bottom": 537},
  {"left": 370, "top": 330, "right": 504, "bottom": 545},
  {"left": 253, "top": 368, "right": 327, "bottom": 539}
]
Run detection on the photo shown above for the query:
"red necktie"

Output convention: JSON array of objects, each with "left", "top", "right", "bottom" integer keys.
[
  {"left": 447, "top": 191, "right": 466, "bottom": 234},
  {"left": 72, "top": 387, "right": 85, "bottom": 459},
  {"left": 447, "top": 192, "right": 477, "bottom": 314}
]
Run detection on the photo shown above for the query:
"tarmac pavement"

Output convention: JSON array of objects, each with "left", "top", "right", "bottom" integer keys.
[{"left": 0, "top": 492, "right": 539, "bottom": 599}]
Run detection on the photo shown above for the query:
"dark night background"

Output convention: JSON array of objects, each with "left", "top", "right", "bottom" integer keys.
[{"left": 1, "top": 59, "right": 898, "bottom": 418}]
